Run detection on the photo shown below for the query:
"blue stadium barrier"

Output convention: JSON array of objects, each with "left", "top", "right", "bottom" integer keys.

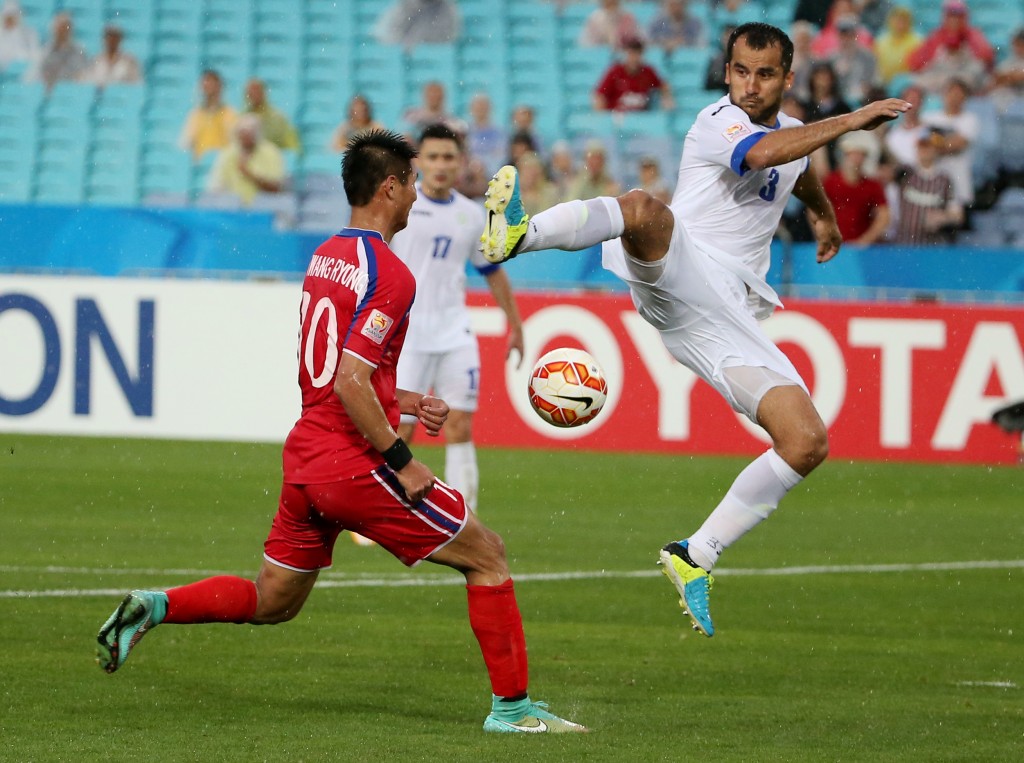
[{"left": 2, "top": 205, "right": 1023, "bottom": 303}]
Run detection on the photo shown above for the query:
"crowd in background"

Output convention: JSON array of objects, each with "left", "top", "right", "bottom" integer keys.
[{"left": 3, "top": 0, "right": 1024, "bottom": 245}]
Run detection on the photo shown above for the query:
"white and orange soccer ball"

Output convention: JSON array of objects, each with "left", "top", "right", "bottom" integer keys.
[{"left": 528, "top": 347, "right": 608, "bottom": 428}]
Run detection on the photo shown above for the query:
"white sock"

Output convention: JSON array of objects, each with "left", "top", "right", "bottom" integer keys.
[
  {"left": 686, "top": 449, "right": 802, "bottom": 571},
  {"left": 521, "top": 197, "right": 624, "bottom": 253},
  {"left": 445, "top": 441, "right": 479, "bottom": 513}
]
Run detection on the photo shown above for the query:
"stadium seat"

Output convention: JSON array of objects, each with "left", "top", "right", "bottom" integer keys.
[
  {"left": 999, "top": 100, "right": 1024, "bottom": 175},
  {"left": 406, "top": 44, "right": 459, "bottom": 94},
  {"left": 17, "top": 0, "right": 56, "bottom": 33},
  {"left": 34, "top": 146, "right": 88, "bottom": 205},
  {"left": 566, "top": 112, "right": 617, "bottom": 139},
  {"left": 139, "top": 147, "right": 191, "bottom": 199},
  {"left": 93, "top": 84, "right": 145, "bottom": 120}
]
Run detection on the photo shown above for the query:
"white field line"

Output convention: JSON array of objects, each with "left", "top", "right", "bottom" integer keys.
[{"left": 1, "top": 559, "right": 1022, "bottom": 599}]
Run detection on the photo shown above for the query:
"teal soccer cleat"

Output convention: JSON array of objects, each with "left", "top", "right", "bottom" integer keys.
[
  {"left": 479, "top": 165, "right": 530, "bottom": 263},
  {"left": 96, "top": 590, "right": 167, "bottom": 673},
  {"left": 658, "top": 541, "right": 715, "bottom": 637},
  {"left": 483, "top": 695, "right": 588, "bottom": 734}
]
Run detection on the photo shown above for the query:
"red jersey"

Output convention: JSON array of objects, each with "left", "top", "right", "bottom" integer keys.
[
  {"left": 282, "top": 228, "right": 416, "bottom": 483},
  {"left": 595, "top": 62, "right": 665, "bottom": 111},
  {"left": 823, "top": 171, "right": 888, "bottom": 241}
]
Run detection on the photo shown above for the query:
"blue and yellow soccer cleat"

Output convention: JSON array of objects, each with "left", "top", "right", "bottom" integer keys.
[
  {"left": 658, "top": 541, "right": 715, "bottom": 637},
  {"left": 96, "top": 590, "right": 167, "bottom": 673},
  {"left": 483, "top": 696, "right": 588, "bottom": 734},
  {"left": 480, "top": 165, "right": 530, "bottom": 263}
]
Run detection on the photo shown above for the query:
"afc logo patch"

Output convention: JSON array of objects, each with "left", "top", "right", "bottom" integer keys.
[
  {"left": 722, "top": 122, "right": 751, "bottom": 143},
  {"left": 360, "top": 308, "right": 394, "bottom": 344}
]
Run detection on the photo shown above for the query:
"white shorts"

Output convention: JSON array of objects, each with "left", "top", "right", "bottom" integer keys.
[
  {"left": 603, "top": 224, "right": 805, "bottom": 422},
  {"left": 396, "top": 343, "right": 481, "bottom": 423}
]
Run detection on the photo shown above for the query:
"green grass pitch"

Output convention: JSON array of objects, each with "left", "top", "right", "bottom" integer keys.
[{"left": 1, "top": 435, "right": 1022, "bottom": 761}]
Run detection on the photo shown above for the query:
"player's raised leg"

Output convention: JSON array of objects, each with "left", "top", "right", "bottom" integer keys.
[
  {"left": 427, "top": 512, "right": 588, "bottom": 733},
  {"left": 480, "top": 165, "right": 673, "bottom": 266}
]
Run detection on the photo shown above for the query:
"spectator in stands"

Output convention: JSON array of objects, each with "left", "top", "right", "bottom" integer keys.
[
  {"left": 465, "top": 92, "right": 507, "bottom": 175},
  {"left": 180, "top": 69, "right": 237, "bottom": 161},
  {"left": 991, "top": 28, "right": 1024, "bottom": 113},
  {"left": 330, "top": 94, "right": 385, "bottom": 152},
  {"left": 516, "top": 151, "right": 560, "bottom": 214},
  {"left": 647, "top": 0, "right": 705, "bottom": 53},
  {"left": 509, "top": 104, "right": 544, "bottom": 156},
  {"left": 805, "top": 61, "right": 853, "bottom": 124},
  {"left": 0, "top": 1, "right": 39, "bottom": 73},
  {"left": 921, "top": 77, "right": 980, "bottom": 207},
  {"left": 547, "top": 140, "right": 579, "bottom": 201},
  {"left": 823, "top": 131, "right": 890, "bottom": 246},
  {"left": 873, "top": 6, "right": 921, "bottom": 86},
  {"left": 908, "top": 0, "right": 993, "bottom": 95},
  {"left": 805, "top": 61, "right": 848, "bottom": 121},
  {"left": 894, "top": 129, "right": 963, "bottom": 244},
  {"left": 206, "top": 113, "right": 286, "bottom": 206},
  {"left": 637, "top": 155, "right": 672, "bottom": 204},
  {"left": 830, "top": 15, "right": 878, "bottom": 105},
  {"left": 244, "top": 78, "right": 300, "bottom": 152},
  {"left": 456, "top": 150, "right": 490, "bottom": 201},
  {"left": 373, "top": 0, "right": 461, "bottom": 49},
  {"left": 566, "top": 139, "right": 621, "bottom": 200},
  {"left": 793, "top": 0, "right": 833, "bottom": 29},
  {"left": 884, "top": 83, "right": 925, "bottom": 168},
  {"left": 593, "top": 36, "right": 674, "bottom": 112},
  {"left": 505, "top": 129, "right": 538, "bottom": 172},
  {"left": 87, "top": 24, "right": 141, "bottom": 87},
  {"left": 789, "top": 20, "right": 817, "bottom": 103},
  {"left": 403, "top": 80, "right": 466, "bottom": 137},
  {"left": 812, "top": 0, "right": 873, "bottom": 59},
  {"left": 703, "top": 23, "right": 736, "bottom": 94},
  {"left": 578, "top": 0, "right": 642, "bottom": 51},
  {"left": 33, "top": 11, "right": 88, "bottom": 90}
]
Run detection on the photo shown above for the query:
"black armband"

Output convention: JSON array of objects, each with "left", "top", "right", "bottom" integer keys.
[{"left": 381, "top": 437, "right": 413, "bottom": 471}]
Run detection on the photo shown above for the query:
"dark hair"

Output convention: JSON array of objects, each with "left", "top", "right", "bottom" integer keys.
[
  {"left": 341, "top": 129, "right": 418, "bottom": 207},
  {"left": 727, "top": 22, "right": 794, "bottom": 74},
  {"left": 419, "top": 122, "right": 463, "bottom": 150},
  {"left": 200, "top": 69, "right": 222, "bottom": 83}
]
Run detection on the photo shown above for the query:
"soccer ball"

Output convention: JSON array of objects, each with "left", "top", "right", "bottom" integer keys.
[{"left": 528, "top": 347, "right": 608, "bottom": 428}]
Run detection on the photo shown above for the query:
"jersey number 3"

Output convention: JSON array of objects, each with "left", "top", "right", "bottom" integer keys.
[{"left": 758, "top": 168, "right": 780, "bottom": 202}]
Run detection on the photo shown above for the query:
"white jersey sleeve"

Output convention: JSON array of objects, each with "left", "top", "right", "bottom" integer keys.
[{"left": 672, "top": 96, "right": 810, "bottom": 289}]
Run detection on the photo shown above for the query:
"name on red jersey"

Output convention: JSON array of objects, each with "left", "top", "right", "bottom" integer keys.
[{"left": 306, "top": 254, "right": 369, "bottom": 296}]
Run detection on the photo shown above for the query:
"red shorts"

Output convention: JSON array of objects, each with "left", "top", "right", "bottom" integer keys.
[{"left": 263, "top": 466, "right": 468, "bottom": 570}]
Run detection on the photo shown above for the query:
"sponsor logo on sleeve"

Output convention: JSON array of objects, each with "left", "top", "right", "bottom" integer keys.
[
  {"left": 361, "top": 308, "right": 394, "bottom": 344},
  {"left": 722, "top": 122, "right": 751, "bottom": 143}
]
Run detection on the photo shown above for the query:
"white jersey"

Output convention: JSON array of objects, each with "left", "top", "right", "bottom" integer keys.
[
  {"left": 672, "top": 96, "right": 809, "bottom": 314},
  {"left": 389, "top": 185, "right": 492, "bottom": 352}
]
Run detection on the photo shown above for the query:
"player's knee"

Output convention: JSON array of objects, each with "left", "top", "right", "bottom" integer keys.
[
  {"left": 618, "top": 189, "right": 663, "bottom": 228},
  {"left": 798, "top": 424, "right": 829, "bottom": 471},
  {"left": 469, "top": 525, "right": 510, "bottom": 578}
]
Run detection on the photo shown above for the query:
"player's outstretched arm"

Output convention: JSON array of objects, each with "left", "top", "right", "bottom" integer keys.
[
  {"left": 793, "top": 168, "right": 842, "bottom": 263},
  {"left": 744, "top": 98, "right": 912, "bottom": 172}
]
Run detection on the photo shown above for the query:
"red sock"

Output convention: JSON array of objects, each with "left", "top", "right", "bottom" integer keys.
[
  {"left": 466, "top": 579, "right": 529, "bottom": 698},
  {"left": 163, "top": 575, "right": 258, "bottom": 624}
]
